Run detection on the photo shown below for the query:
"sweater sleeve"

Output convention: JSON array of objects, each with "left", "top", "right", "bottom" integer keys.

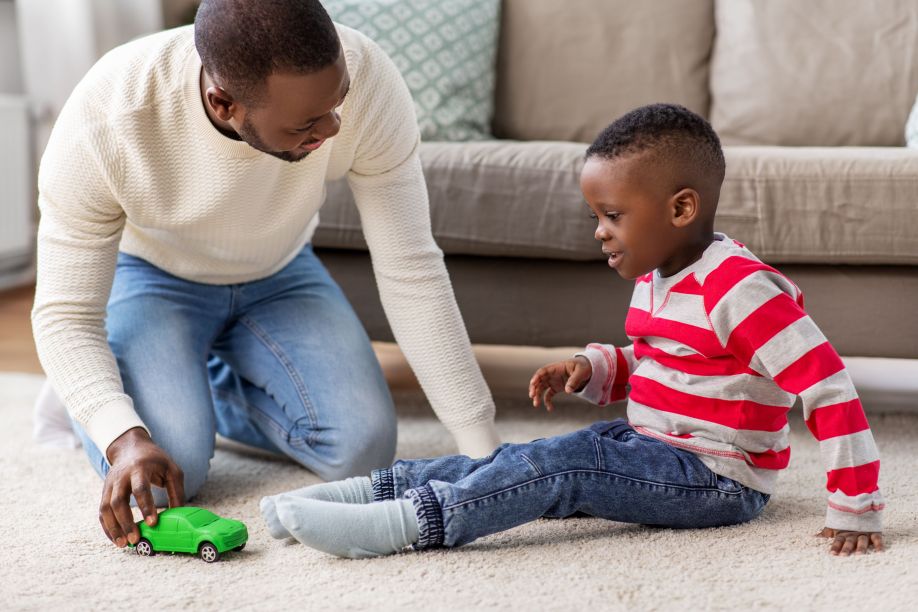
[
  {"left": 31, "top": 121, "right": 150, "bottom": 455},
  {"left": 704, "top": 258, "right": 884, "bottom": 532},
  {"left": 344, "top": 38, "right": 499, "bottom": 458},
  {"left": 574, "top": 343, "right": 636, "bottom": 406}
]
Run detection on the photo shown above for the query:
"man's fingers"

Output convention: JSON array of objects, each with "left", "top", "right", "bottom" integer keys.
[
  {"left": 99, "top": 478, "right": 128, "bottom": 546},
  {"left": 165, "top": 464, "right": 186, "bottom": 509},
  {"left": 98, "top": 514, "right": 113, "bottom": 543},
  {"left": 100, "top": 482, "right": 130, "bottom": 547},
  {"left": 131, "top": 471, "right": 158, "bottom": 527},
  {"left": 111, "top": 484, "right": 139, "bottom": 546}
]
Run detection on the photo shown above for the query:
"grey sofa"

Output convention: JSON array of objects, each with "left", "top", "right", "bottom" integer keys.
[{"left": 315, "top": 0, "right": 918, "bottom": 359}]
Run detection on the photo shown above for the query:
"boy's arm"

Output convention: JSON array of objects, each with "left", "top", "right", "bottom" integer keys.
[
  {"left": 573, "top": 343, "right": 636, "bottom": 406},
  {"left": 704, "top": 259, "right": 884, "bottom": 536}
]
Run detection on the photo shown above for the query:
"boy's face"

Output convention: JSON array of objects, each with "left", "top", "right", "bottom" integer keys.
[{"left": 580, "top": 154, "right": 686, "bottom": 280}]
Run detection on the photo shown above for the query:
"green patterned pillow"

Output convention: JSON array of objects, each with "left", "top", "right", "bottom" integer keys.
[{"left": 322, "top": 0, "right": 500, "bottom": 141}]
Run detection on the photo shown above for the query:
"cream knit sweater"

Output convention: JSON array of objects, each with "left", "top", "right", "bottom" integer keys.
[{"left": 32, "top": 25, "right": 499, "bottom": 458}]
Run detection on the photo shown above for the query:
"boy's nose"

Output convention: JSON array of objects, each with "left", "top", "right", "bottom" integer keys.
[{"left": 594, "top": 224, "right": 610, "bottom": 241}]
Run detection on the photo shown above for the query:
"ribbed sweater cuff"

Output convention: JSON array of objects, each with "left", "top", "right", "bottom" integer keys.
[
  {"left": 574, "top": 346, "right": 614, "bottom": 406},
  {"left": 83, "top": 398, "right": 150, "bottom": 460},
  {"left": 450, "top": 421, "right": 501, "bottom": 458},
  {"left": 825, "top": 504, "right": 884, "bottom": 533}
]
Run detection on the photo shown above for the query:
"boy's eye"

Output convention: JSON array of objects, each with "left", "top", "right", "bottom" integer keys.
[{"left": 605, "top": 212, "right": 621, "bottom": 221}]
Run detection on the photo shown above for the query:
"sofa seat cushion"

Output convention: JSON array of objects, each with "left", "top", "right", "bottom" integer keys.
[{"left": 313, "top": 141, "right": 918, "bottom": 265}]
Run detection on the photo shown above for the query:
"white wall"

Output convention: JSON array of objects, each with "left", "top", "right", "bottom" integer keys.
[
  {"left": 0, "top": 2, "right": 23, "bottom": 95},
  {"left": 16, "top": 0, "right": 164, "bottom": 161}
]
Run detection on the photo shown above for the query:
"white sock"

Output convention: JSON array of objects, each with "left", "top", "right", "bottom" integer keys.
[
  {"left": 32, "top": 381, "right": 81, "bottom": 450},
  {"left": 259, "top": 476, "right": 374, "bottom": 540},
  {"left": 274, "top": 496, "right": 419, "bottom": 559}
]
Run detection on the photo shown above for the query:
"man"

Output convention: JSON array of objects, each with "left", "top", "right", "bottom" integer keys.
[{"left": 31, "top": 0, "right": 500, "bottom": 550}]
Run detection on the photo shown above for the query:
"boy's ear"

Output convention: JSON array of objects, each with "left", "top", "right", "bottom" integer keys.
[{"left": 670, "top": 188, "right": 701, "bottom": 228}]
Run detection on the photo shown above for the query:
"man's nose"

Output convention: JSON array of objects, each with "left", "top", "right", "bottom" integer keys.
[{"left": 315, "top": 110, "right": 341, "bottom": 140}]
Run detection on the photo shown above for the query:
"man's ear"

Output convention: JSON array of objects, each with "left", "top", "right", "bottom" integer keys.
[
  {"left": 205, "top": 85, "right": 240, "bottom": 123},
  {"left": 670, "top": 188, "right": 701, "bottom": 228}
]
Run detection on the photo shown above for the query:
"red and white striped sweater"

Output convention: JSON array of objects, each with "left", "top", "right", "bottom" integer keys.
[{"left": 576, "top": 234, "right": 884, "bottom": 532}]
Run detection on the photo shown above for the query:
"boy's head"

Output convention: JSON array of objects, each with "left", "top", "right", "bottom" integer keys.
[{"left": 581, "top": 103, "right": 725, "bottom": 280}]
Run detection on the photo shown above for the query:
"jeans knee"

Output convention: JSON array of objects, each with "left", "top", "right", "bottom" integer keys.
[{"left": 311, "top": 421, "right": 397, "bottom": 481}]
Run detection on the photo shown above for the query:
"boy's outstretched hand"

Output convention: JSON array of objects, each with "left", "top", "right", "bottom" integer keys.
[
  {"left": 818, "top": 527, "right": 885, "bottom": 556},
  {"left": 529, "top": 357, "right": 592, "bottom": 411}
]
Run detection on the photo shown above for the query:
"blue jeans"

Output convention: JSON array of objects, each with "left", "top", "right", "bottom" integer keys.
[
  {"left": 73, "top": 246, "right": 397, "bottom": 504},
  {"left": 372, "top": 420, "right": 769, "bottom": 549}
]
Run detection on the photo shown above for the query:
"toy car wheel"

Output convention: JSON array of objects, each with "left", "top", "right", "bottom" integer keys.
[
  {"left": 199, "top": 542, "right": 220, "bottom": 563},
  {"left": 136, "top": 539, "right": 154, "bottom": 557},
  {"left": 233, "top": 543, "right": 245, "bottom": 552}
]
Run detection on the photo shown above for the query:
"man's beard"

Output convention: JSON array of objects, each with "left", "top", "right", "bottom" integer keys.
[{"left": 238, "top": 115, "right": 310, "bottom": 163}]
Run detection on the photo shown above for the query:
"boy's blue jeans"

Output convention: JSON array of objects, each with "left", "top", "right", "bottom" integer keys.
[
  {"left": 72, "top": 246, "right": 397, "bottom": 504},
  {"left": 372, "top": 420, "right": 769, "bottom": 549}
]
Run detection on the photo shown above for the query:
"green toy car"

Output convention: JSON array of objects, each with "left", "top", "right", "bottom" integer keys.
[{"left": 130, "top": 507, "right": 248, "bottom": 563}]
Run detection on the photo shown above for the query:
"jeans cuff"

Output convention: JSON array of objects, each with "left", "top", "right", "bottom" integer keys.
[
  {"left": 371, "top": 468, "right": 396, "bottom": 502},
  {"left": 404, "top": 484, "right": 445, "bottom": 550}
]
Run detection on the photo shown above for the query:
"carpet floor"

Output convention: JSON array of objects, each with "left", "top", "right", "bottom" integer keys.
[{"left": 2, "top": 372, "right": 917, "bottom": 611}]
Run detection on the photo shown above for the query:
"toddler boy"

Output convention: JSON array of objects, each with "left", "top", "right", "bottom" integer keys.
[{"left": 260, "top": 104, "right": 884, "bottom": 558}]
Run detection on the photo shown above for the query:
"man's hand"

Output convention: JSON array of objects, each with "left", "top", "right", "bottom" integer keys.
[
  {"left": 529, "top": 357, "right": 593, "bottom": 412},
  {"left": 818, "top": 527, "right": 885, "bottom": 556},
  {"left": 100, "top": 427, "right": 185, "bottom": 548}
]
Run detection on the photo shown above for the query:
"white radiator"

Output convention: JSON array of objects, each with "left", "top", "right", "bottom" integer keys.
[{"left": 0, "top": 94, "right": 33, "bottom": 288}]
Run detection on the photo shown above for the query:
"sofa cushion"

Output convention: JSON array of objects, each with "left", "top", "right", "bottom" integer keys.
[
  {"left": 491, "top": 0, "right": 714, "bottom": 143},
  {"left": 322, "top": 0, "right": 501, "bottom": 141},
  {"left": 313, "top": 142, "right": 918, "bottom": 265},
  {"left": 710, "top": 0, "right": 918, "bottom": 146}
]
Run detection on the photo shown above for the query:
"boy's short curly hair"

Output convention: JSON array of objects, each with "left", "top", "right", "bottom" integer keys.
[{"left": 586, "top": 104, "right": 726, "bottom": 184}]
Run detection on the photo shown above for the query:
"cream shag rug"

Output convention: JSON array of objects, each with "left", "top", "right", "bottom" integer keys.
[{"left": 2, "top": 372, "right": 917, "bottom": 611}]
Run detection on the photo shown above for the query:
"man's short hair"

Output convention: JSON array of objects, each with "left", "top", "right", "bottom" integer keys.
[
  {"left": 586, "top": 104, "right": 726, "bottom": 184},
  {"left": 194, "top": 0, "right": 341, "bottom": 106}
]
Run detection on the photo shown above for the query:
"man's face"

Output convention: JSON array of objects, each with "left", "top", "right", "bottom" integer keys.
[
  {"left": 580, "top": 154, "right": 682, "bottom": 280},
  {"left": 235, "top": 52, "right": 350, "bottom": 163}
]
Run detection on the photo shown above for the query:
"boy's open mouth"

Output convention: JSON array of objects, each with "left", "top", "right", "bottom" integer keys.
[{"left": 602, "top": 249, "right": 622, "bottom": 268}]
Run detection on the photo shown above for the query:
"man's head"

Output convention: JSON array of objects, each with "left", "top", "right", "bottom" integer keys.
[
  {"left": 195, "top": 0, "right": 350, "bottom": 162},
  {"left": 580, "top": 103, "right": 726, "bottom": 279}
]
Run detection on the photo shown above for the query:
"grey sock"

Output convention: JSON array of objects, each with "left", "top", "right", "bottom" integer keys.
[
  {"left": 274, "top": 495, "right": 419, "bottom": 559},
  {"left": 260, "top": 476, "right": 375, "bottom": 540}
]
